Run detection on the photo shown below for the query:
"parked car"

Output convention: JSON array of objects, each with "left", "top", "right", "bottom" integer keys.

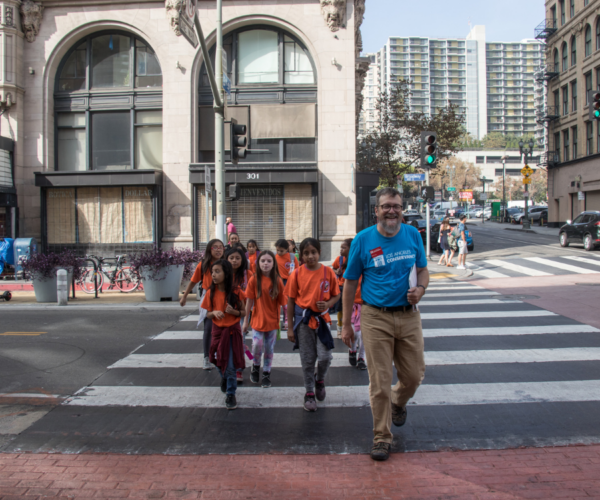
[
  {"left": 470, "top": 207, "right": 492, "bottom": 219},
  {"left": 430, "top": 221, "right": 474, "bottom": 253},
  {"left": 502, "top": 207, "right": 521, "bottom": 222},
  {"left": 559, "top": 211, "right": 600, "bottom": 251},
  {"left": 529, "top": 208, "right": 548, "bottom": 225},
  {"left": 402, "top": 214, "right": 423, "bottom": 223},
  {"left": 433, "top": 209, "right": 448, "bottom": 220},
  {"left": 511, "top": 206, "right": 547, "bottom": 224},
  {"left": 409, "top": 218, "right": 439, "bottom": 246}
]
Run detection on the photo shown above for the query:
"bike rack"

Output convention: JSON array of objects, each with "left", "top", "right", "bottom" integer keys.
[{"left": 83, "top": 257, "right": 100, "bottom": 299}]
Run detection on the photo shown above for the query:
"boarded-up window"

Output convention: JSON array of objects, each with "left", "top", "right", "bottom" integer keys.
[
  {"left": 124, "top": 186, "right": 153, "bottom": 242},
  {"left": 77, "top": 187, "right": 100, "bottom": 243},
  {"left": 285, "top": 185, "right": 313, "bottom": 242},
  {"left": 47, "top": 188, "right": 76, "bottom": 244},
  {"left": 100, "top": 187, "right": 123, "bottom": 243}
]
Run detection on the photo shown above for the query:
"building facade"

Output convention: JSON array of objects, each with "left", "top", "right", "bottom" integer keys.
[
  {"left": 539, "top": 0, "right": 600, "bottom": 225},
  {"left": 0, "top": 0, "right": 365, "bottom": 259},
  {"left": 360, "top": 27, "right": 545, "bottom": 143}
]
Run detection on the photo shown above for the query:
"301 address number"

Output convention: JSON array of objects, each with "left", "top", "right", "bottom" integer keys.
[{"left": 246, "top": 173, "right": 260, "bottom": 180}]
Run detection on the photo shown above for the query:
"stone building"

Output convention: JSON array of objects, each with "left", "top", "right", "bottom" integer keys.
[
  {"left": 538, "top": 0, "right": 600, "bottom": 225},
  {"left": 0, "top": 0, "right": 366, "bottom": 259}
]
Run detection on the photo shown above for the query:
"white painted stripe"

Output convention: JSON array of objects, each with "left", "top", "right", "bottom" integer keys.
[
  {"left": 423, "top": 324, "right": 600, "bottom": 337},
  {"left": 420, "top": 299, "right": 520, "bottom": 306},
  {"left": 109, "top": 346, "right": 594, "bottom": 370},
  {"left": 181, "top": 315, "right": 200, "bottom": 322},
  {"left": 65, "top": 380, "right": 600, "bottom": 408},
  {"left": 465, "top": 263, "right": 509, "bottom": 279},
  {"left": 424, "top": 285, "right": 481, "bottom": 291},
  {"left": 0, "top": 393, "right": 63, "bottom": 399},
  {"left": 420, "top": 310, "right": 555, "bottom": 320},
  {"left": 154, "top": 331, "right": 203, "bottom": 340},
  {"left": 423, "top": 292, "right": 501, "bottom": 298},
  {"left": 563, "top": 256, "right": 600, "bottom": 267},
  {"left": 486, "top": 259, "right": 552, "bottom": 277},
  {"left": 525, "top": 257, "right": 599, "bottom": 275}
]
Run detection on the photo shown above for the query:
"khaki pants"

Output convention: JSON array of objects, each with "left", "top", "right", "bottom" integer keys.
[{"left": 361, "top": 305, "right": 425, "bottom": 444}]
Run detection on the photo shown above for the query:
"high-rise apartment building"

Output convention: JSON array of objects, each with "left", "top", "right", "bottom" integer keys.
[{"left": 360, "top": 26, "right": 545, "bottom": 142}]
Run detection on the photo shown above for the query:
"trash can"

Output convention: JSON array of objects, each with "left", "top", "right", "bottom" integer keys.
[{"left": 13, "top": 238, "right": 38, "bottom": 279}]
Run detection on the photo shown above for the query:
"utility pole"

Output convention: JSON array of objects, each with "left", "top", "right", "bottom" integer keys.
[
  {"left": 519, "top": 139, "right": 535, "bottom": 230},
  {"left": 501, "top": 155, "right": 509, "bottom": 223}
]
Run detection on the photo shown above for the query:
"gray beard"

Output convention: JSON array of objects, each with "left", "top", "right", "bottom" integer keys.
[{"left": 379, "top": 218, "right": 401, "bottom": 235}]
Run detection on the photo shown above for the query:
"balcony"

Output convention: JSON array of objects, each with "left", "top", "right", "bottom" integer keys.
[
  {"left": 535, "top": 63, "right": 559, "bottom": 82},
  {"left": 535, "top": 19, "right": 557, "bottom": 40},
  {"left": 536, "top": 105, "right": 559, "bottom": 124}
]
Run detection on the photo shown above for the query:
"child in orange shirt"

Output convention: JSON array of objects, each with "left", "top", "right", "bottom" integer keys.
[
  {"left": 332, "top": 238, "right": 352, "bottom": 338},
  {"left": 242, "top": 250, "right": 286, "bottom": 388},
  {"left": 275, "top": 239, "right": 299, "bottom": 330},
  {"left": 202, "top": 259, "right": 246, "bottom": 410},
  {"left": 246, "top": 240, "right": 260, "bottom": 273},
  {"left": 285, "top": 238, "right": 340, "bottom": 412},
  {"left": 180, "top": 239, "right": 225, "bottom": 371}
]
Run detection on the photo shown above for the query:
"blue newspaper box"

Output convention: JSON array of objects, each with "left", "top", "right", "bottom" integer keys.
[{"left": 13, "top": 238, "right": 38, "bottom": 278}]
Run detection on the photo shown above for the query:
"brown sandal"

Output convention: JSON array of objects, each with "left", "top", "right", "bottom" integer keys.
[{"left": 446, "top": 263, "right": 454, "bottom": 267}]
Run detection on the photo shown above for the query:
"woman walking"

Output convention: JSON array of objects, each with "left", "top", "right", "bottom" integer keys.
[{"left": 437, "top": 218, "right": 452, "bottom": 267}]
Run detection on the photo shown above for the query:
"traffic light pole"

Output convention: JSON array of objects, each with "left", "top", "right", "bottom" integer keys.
[{"left": 425, "top": 169, "right": 430, "bottom": 259}]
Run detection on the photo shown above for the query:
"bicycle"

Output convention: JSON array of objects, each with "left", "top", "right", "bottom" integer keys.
[{"left": 77, "top": 254, "right": 142, "bottom": 294}]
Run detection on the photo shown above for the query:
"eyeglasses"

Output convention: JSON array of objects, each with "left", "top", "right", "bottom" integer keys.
[{"left": 378, "top": 204, "right": 403, "bottom": 212}]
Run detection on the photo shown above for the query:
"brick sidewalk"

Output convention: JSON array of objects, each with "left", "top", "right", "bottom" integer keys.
[{"left": 1, "top": 445, "right": 599, "bottom": 499}]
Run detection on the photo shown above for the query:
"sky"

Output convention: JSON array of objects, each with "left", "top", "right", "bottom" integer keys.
[{"left": 361, "top": 0, "right": 546, "bottom": 54}]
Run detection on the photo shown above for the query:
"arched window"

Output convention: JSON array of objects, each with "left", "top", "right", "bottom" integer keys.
[
  {"left": 585, "top": 25, "right": 592, "bottom": 57},
  {"left": 553, "top": 48, "right": 559, "bottom": 71},
  {"left": 571, "top": 36, "right": 577, "bottom": 66},
  {"left": 562, "top": 42, "right": 568, "bottom": 71},
  {"left": 596, "top": 18, "right": 600, "bottom": 50},
  {"left": 55, "top": 31, "right": 163, "bottom": 171}
]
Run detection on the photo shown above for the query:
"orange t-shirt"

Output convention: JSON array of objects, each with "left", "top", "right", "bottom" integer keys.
[
  {"left": 284, "top": 264, "right": 340, "bottom": 327},
  {"left": 233, "top": 269, "right": 254, "bottom": 293},
  {"left": 246, "top": 275, "right": 287, "bottom": 332},
  {"left": 201, "top": 288, "right": 246, "bottom": 328},
  {"left": 190, "top": 261, "right": 215, "bottom": 290},
  {"left": 354, "top": 276, "right": 363, "bottom": 304},
  {"left": 332, "top": 256, "right": 347, "bottom": 287},
  {"left": 276, "top": 253, "right": 299, "bottom": 280},
  {"left": 247, "top": 253, "right": 258, "bottom": 273}
]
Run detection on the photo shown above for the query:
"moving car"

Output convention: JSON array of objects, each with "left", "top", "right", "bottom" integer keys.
[
  {"left": 430, "top": 221, "right": 474, "bottom": 253},
  {"left": 559, "top": 211, "right": 600, "bottom": 251},
  {"left": 409, "top": 218, "right": 439, "bottom": 246}
]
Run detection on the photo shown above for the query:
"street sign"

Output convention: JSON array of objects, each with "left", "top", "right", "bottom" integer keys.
[
  {"left": 178, "top": 10, "right": 198, "bottom": 47},
  {"left": 521, "top": 166, "right": 534, "bottom": 177},
  {"left": 447, "top": 186, "right": 456, "bottom": 192},
  {"left": 459, "top": 191, "right": 473, "bottom": 200},
  {"left": 435, "top": 191, "right": 442, "bottom": 201},
  {"left": 404, "top": 173, "right": 426, "bottom": 182},
  {"left": 523, "top": 191, "right": 530, "bottom": 197},
  {"left": 480, "top": 193, "right": 488, "bottom": 200},
  {"left": 449, "top": 196, "right": 454, "bottom": 201},
  {"left": 578, "top": 191, "right": 585, "bottom": 200},
  {"left": 522, "top": 177, "right": 531, "bottom": 185},
  {"left": 185, "top": 0, "right": 197, "bottom": 20}
]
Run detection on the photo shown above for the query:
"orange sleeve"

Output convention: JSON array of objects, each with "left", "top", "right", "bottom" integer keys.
[
  {"left": 332, "top": 257, "right": 340, "bottom": 270},
  {"left": 245, "top": 276, "right": 257, "bottom": 299},
  {"left": 277, "top": 278, "right": 287, "bottom": 307},
  {"left": 200, "top": 290, "right": 213, "bottom": 311},
  {"left": 190, "top": 263, "right": 203, "bottom": 284},
  {"left": 284, "top": 269, "right": 299, "bottom": 299}
]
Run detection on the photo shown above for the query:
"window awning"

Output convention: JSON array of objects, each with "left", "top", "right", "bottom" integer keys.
[{"left": 34, "top": 169, "right": 163, "bottom": 187}]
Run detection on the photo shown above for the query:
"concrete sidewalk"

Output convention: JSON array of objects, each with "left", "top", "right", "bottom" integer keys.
[
  {"left": 467, "top": 219, "right": 560, "bottom": 237},
  {"left": 1, "top": 445, "right": 599, "bottom": 499}
]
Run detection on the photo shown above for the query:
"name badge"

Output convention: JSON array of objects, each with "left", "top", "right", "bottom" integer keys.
[{"left": 369, "top": 247, "right": 385, "bottom": 267}]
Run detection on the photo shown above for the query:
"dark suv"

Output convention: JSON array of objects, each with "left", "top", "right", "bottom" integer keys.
[{"left": 559, "top": 211, "right": 600, "bottom": 251}]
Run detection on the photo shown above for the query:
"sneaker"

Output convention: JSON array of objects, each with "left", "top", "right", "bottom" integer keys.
[
  {"left": 303, "top": 392, "right": 317, "bottom": 412},
  {"left": 315, "top": 379, "right": 326, "bottom": 401},
  {"left": 250, "top": 365, "right": 260, "bottom": 384},
  {"left": 225, "top": 394, "right": 237, "bottom": 410},
  {"left": 220, "top": 377, "right": 227, "bottom": 394},
  {"left": 357, "top": 358, "right": 367, "bottom": 370},
  {"left": 457, "top": 265, "right": 466, "bottom": 270},
  {"left": 370, "top": 442, "right": 391, "bottom": 461},
  {"left": 391, "top": 403, "right": 407, "bottom": 427},
  {"left": 261, "top": 372, "right": 271, "bottom": 388},
  {"left": 349, "top": 350, "right": 357, "bottom": 367},
  {"left": 236, "top": 372, "right": 243, "bottom": 384},
  {"left": 203, "top": 357, "right": 212, "bottom": 370}
]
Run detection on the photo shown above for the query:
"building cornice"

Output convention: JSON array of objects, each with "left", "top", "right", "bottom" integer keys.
[{"left": 41, "top": 0, "right": 163, "bottom": 6}]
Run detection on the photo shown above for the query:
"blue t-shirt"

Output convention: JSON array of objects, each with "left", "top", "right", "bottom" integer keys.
[{"left": 344, "top": 224, "right": 427, "bottom": 307}]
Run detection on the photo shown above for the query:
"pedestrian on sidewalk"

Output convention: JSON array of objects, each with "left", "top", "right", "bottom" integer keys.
[
  {"left": 341, "top": 187, "right": 429, "bottom": 462},
  {"left": 180, "top": 239, "right": 225, "bottom": 370},
  {"left": 456, "top": 214, "right": 469, "bottom": 270},
  {"left": 226, "top": 217, "right": 237, "bottom": 237},
  {"left": 275, "top": 239, "right": 299, "bottom": 330},
  {"left": 332, "top": 238, "right": 352, "bottom": 338},
  {"left": 437, "top": 217, "right": 452, "bottom": 267},
  {"left": 285, "top": 238, "right": 340, "bottom": 412},
  {"left": 202, "top": 260, "right": 246, "bottom": 410},
  {"left": 243, "top": 250, "right": 287, "bottom": 388}
]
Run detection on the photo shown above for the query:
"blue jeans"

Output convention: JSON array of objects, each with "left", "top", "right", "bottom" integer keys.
[{"left": 221, "top": 342, "right": 237, "bottom": 395}]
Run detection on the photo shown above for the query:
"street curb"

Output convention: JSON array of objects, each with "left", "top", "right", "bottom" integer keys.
[
  {"left": 450, "top": 269, "right": 474, "bottom": 281},
  {"left": 504, "top": 227, "right": 538, "bottom": 234}
]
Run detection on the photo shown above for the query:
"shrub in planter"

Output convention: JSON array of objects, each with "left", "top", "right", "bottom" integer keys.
[
  {"left": 20, "top": 250, "right": 84, "bottom": 303},
  {"left": 130, "top": 247, "right": 202, "bottom": 302}
]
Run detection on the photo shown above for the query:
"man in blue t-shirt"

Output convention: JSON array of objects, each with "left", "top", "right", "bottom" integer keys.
[{"left": 341, "top": 187, "right": 429, "bottom": 462}]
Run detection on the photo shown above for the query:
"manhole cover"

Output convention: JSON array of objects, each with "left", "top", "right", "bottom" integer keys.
[
  {"left": 498, "top": 294, "right": 540, "bottom": 301},
  {"left": 576, "top": 283, "right": 600, "bottom": 287}
]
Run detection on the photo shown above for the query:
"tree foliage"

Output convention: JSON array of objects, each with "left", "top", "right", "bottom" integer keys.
[
  {"left": 357, "top": 80, "right": 466, "bottom": 187},
  {"left": 459, "top": 133, "right": 537, "bottom": 151},
  {"left": 429, "top": 157, "right": 482, "bottom": 193}
]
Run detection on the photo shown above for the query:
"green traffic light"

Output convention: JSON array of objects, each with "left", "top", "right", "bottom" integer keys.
[
  {"left": 595, "top": 110, "right": 600, "bottom": 118},
  {"left": 426, "top": 155, "right": 436, "bottom": 164}
]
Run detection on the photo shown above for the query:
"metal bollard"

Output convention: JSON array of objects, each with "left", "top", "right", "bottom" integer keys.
[{"left": 57, "top": 269, "right": 68, "bottom": 306}]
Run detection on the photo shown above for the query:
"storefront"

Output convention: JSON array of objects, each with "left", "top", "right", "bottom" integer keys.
[{"left": 0, "top": 137, "right": 16, "bottom": 239}]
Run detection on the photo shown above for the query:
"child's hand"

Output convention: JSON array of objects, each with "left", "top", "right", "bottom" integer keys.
[
  {"left": 316, "top": 301, "right": 328, "bottom": 311},
  {"left": 242, "top": 321, "right": 249, "bottom": 333},
  {"left": 225, "top": 303, "right": 237, "bottom": 315},
  {"left": 213, "top": 310, "right": 225, "bottom": 320},
  {"left": 287, "top": 329, "right": 295, "bottom": 343}
]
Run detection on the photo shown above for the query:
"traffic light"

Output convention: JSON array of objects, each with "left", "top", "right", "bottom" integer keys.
[
  {"left": 229, "top": 118, "right": 247, "bottom": 165},
  {"left": 420, "top": 131, "right": 438, "bottom": 168},
  {"left": 228, "top": 184, "right": 241, "bottom": 201},
  {"left": 589, "top": 90, "right": 600, "bottom": 121},
  {"left": 421, "top": 186, "right": 434, "bottom": 201}
]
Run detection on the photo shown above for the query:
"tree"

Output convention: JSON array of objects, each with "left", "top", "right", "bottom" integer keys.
[
  {"left": 429, "top": 157, "right": 482, "bottom": 194},
  {"left": 529, "top": 169, "right": 548, "bottom": 204},
  {"left": 358, "top": 80, "right": 466, "bottom": 187}
]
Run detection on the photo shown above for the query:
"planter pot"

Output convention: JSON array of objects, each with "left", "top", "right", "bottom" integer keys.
[
  {"left": 32, "top": 268, "right": 73, "bottom": 303},
  {"left": 140, "top": 264, "right": 184, "bottom": 302}
]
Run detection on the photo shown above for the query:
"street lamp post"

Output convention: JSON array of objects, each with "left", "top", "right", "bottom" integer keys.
[
  {"left": 519, "top": 139, "right": 535, "bottom": 230},
  {"left": 479, "top": 176, "right": 493, "bottom": 225},
  {"left": 501, "top": 154, "right": 510, "bottom": 222}
]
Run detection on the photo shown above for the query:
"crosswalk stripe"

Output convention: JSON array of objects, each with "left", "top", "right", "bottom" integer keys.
[
  {"left": 424, "top": 285, "right": 480, "bottom": 291},
  {"left": 525, "top": 257, "right": 599, "bottom": 275},
  {"left": 563, "top": 256, "right": 600, "bottom": 267},
  {"left": 486, "top": 259, "right": 552, "bottom": 277},
  {"left": 423, "top": 324, "right": 600, "bottom": 337},
  {"left": 465, "top": 263, "right": 510, "bottom": 279},
  {"left": 420, "top": 310, "right": 555, "bottom": 320},
  {"left": 65, "top": 380, "right": 600, "bottom": 408},
  {"left": 423, "top": 292, "right": 501, "bottom": 298},
  {"left": 109, "top": 347, "right": 597, "bottom": 370},
  {"left": 181, "top": 315, "right": 200, "bottom": 322},
  {"left": 154, "top": 331, "right": 203, "bottom": 340},
  {"left": 420, "top": 299, "right": 520, "bottom": 306}
]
